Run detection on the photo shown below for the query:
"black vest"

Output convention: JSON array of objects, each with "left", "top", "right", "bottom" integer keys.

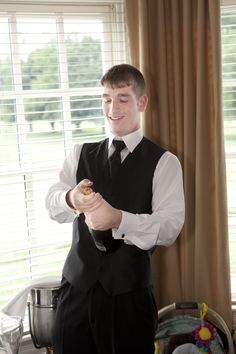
[{"left": 62, "top": 137, "right": 166, "bottom": 295}]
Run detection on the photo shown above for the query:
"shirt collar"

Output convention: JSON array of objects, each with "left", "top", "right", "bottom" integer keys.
[{"left": 108, "top": 129, "right": 143, "bottom": 152}]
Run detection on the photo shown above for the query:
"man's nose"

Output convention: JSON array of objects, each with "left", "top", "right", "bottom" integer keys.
[{"left": 109, "top": 100, "right": 120, "bottom": 115}]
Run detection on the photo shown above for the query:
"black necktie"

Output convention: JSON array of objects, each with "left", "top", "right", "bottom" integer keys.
[
  {"left": 89, "top": 140, "right": 126, "bottom": 253},
  {"left": 109, "top": 140, "right": 126, "bottom": 177}
]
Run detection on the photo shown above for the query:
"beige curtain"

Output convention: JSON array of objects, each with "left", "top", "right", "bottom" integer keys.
[{"left": 125, "top": 0, "right": 232, "bottom": 329}]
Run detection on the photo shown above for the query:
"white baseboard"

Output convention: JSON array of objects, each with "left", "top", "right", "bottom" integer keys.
[{"left": 233, "top": 304, "right": 236, "bottom": 330}]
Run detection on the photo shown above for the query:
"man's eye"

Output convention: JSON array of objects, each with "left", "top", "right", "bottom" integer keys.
[
  {"left": 120, "top": 98, "right": 128, "bottom": 103},
  {"left": 103, "top": 99, "right": 111, "bottom": 103}
]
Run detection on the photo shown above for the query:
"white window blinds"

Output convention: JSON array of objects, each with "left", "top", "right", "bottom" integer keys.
[
  {"left": 221, "top": 6, "right": 236, "bottom": 301},
  {"left": 0, "top": 1, "right": 128, "bottom": 308}
]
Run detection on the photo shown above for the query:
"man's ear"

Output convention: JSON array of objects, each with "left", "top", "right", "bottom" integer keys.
[{"left": 138, "top": 95, "right": 148, "bottom": 112}]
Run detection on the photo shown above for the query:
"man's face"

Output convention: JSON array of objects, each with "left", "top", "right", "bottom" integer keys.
[{"left": 102, "top": 84, "right": 148, "bottom": 137}]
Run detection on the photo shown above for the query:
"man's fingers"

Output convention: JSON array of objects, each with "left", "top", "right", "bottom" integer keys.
[
  {"left": 77, "top": 179, "right": 94, "bottom": 195},
  {"left": 75, "top": 193, "right": 103, "bottom": 212}
]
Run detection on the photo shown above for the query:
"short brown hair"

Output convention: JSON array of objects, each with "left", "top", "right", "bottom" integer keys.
[{"left": 100, "top": 64, "right": 145, "bottom": 97}]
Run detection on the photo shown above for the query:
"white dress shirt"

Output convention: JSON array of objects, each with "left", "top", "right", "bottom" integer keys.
[{"left": 45, "top": 129, "right": 185, "bottom": 250}]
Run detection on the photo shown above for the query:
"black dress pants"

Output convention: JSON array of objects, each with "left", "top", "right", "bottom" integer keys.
[{"left": 52, "top": 280, "right": 158, "bottom": 354}]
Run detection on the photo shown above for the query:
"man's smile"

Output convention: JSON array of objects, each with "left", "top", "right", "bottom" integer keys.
[{"left": 108, "top": 115, "right": 124, "bottom": 120}]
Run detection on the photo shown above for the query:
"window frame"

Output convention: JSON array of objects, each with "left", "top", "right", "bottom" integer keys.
[
  {"left": 221, "top": 0, "right": 236, "bottom": 302},
  {"left": 0, "top": 0, "right": 128, "bottom": 312}
]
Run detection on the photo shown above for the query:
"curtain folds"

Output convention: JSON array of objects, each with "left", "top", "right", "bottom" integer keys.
[{"left": 125, "top": 0, "right": 232, "bottom": 329}]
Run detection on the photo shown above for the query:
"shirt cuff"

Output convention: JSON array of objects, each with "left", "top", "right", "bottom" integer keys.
[
  {"left": 60, "top": 190, "right": 77, "bottom": 213},
  {"left": 112, "top": 211, "right": 161, "bottom": 250},
  {"left": 113, "top": 211, "right": 137, "bottom": 239}
]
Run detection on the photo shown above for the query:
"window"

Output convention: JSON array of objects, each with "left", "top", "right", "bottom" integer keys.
[
  {"left": 221, "top": 4, "right": 236, "bottom": 301},
  {"left": 0, "top": 0, "right": 128, "bottom": 309}
]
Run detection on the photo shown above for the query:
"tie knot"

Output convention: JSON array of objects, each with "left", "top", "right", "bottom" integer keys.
[{"left": 112, "top": 140, "right": 126, "bottom": 153}]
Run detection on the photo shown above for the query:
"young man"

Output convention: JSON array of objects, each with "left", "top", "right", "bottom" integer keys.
[{"left": 45, "top": 64, "right": 185, "bottom": 354}]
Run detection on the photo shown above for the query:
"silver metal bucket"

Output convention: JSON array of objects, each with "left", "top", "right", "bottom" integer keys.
[{"left": 28, "top": 286, "right": 59, "bottom": 353}]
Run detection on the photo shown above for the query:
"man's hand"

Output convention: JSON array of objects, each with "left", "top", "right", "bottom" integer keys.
[
  {"left": 66, "top": 179, "right": 102, "bottom": 213},
  {"left": 85, "top": 199, "right": 122, "bottom": 230}
]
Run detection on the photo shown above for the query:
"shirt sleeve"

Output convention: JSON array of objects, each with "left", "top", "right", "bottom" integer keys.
[
  {"left": 45, "top": 144, "right": 82, "bottom": 223},
  {"left": 113, "top": 152, "right": 185, "bottom": 250}
]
